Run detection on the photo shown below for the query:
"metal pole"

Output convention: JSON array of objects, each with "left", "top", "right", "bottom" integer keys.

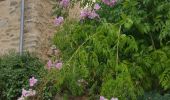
[{"left": 19, "top": 0, "right": 25, "bottom": 55}]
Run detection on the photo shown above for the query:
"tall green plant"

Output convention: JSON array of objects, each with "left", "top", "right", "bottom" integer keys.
[{"left": 50, "top": 0, "right": 170, "bottom": 99}]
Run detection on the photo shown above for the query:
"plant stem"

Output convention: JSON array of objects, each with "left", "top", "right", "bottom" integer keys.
[
  {"left": 116, "top": 26, "right": 121, "bottom": 69},
  {"left": 149, "top": 33, "right": 155, "bottom": 49}
]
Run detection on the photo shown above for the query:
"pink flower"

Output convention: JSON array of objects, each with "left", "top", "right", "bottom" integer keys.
[
  {"left": 94, "top": 3, "right": 101, "bottom": 10},
  {"left": 102, "top": 0, "right": 110, "bottom": 5},
  {"left": 55, "top": 62, "right": 63, "bottom": 70},
  {"left": 29, "top": 77, "right": 38, "bottom": 87},
  {"left": 28, "top": 89, "right": 36, "bottom": 96},
  {"left": 109, "top": 0, "right": 116, "bottom": 6},
  {"left": 47, "top": 60, "right": 52, "bottom": 69},
  {"left": 60, "top": 0, "right": 70, "bottom": 8},
  {"left": 100, "top": 96, "right": 108, "bottom": 100},
  {"left": 80, "top": 9, "right": 99, "bottom": 19},
  {"left": 80, "top": 9, "right": 90, "bottom": 19},
  {"left": 21, "top": 88, "right": 36, "bottom": 98},
  {"left": 111, "top": 97, "right": 118, "bottom": 100},
  {"left": 54, "top": 16, "right": 64, "bottom": 26},
  {"left": 22, "top": 88, "right": 29, "bottom": 97},
  {"left": 102, "top": 0, "right": 116, "bottom": 6},
  {"left": 88, "top": 10, "right": 99, "bottom": 19}
]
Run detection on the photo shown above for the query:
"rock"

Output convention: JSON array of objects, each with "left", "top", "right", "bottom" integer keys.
[
  {"left": 0, "top": 19, "right": 8, "bottom": 28},
  {"left": 0, "top": 0, "right": 5, "bottom": 2},
  {"left": 10, "top": 1, "right": 17, "bottom": 6}
]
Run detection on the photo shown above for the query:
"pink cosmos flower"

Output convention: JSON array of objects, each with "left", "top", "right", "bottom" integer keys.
[
  {"left": 47, "top": 60, "right": 52, "bottom": 69},
  {"left": 55, "top": 62, "right": 63, "bottom": 70},
  {"left": 29, "top": 77, "right": 38, "bottom": 87},
  {"left": 94, "top": 3, "right": 101, "bottom": 10},
  {"left": 102, "top": 0, "right": 116, "bottom": 6},
  {"left": 60, "top": 0, "right": 70, "bottom": 8},
  {"left": 88, "top": 10, "right": 99, "bottom": 19},
  {"left": 54, "top": 16, "right": 64, "bottom": 26},
  {"left": 111, "top": 97, "right": 118, "bottom": 100}
]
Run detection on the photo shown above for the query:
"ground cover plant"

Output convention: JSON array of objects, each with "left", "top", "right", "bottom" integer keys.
[{"left": 48, "top": 0, "right": 170, "bottom": 100}]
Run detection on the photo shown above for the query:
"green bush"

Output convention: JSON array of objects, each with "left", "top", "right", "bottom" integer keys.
[
  {"left": 0, "top": 52, "right": 43, "bottom": 100},
  {"left": 138, "top": 91, "right": 170, "bottom": 100},
  {"left": 49, "top": 0, "right": 170, "bottom": 100}
]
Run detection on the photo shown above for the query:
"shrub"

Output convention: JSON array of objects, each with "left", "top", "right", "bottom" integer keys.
[
  {"left": 48, "top": 0, "right": 170, "bottom": 99},
  {"left": 0, "top": 52, "right": 43, "bottom": 100},
  {"left": 138, "top": 91, "right": 170, "bottom": 100}
]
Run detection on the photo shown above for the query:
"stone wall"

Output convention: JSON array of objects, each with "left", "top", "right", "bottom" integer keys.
[
  {"left": 0, "top": 0, "right": 20, "bottom": 55},
  {"left": 0, "top": 0, "right": 54, "bottom": 56}
]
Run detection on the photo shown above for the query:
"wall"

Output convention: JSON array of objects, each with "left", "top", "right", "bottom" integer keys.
[
  {"left": 0, "top": 0, "right": 20, "bottom": 55},
  {"left": 0, "top": 0, "right": 54, "bottom": 56}
]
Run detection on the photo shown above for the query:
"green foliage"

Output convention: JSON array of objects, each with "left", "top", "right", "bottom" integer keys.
[
  {"left": 0, "top": 52, "right": 43, "bottom": 100},
  {"left": 50, "top": 0, "right": 170, "bottom": 99},
  {"left": 138, "top": 91, "right": 170, "bottom": 100}
]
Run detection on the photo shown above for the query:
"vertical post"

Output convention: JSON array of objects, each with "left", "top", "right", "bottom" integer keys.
[{"left": 19, "top": 0, "right": 25, "bottom": 55}]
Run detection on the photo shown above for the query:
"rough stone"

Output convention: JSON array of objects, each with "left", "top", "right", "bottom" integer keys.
[
  {"left": 10, "top": 1, "right": 17, "bottom": 6},
  {"left": 0, "top": 0, "right": 55, "bottom": 56},
  {"left": 0, "top": 19, "right": 8, "bottom": 27}
]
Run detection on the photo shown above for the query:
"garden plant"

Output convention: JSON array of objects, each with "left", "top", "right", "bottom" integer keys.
[
  {"left": 47, "top": 0, "right": 170, "bottom": 100},
  {"left": 0, "top": 0, "right": 170, "bottom": 100},
  {"left": 0, "top": 52, "right": 43, "bottom": 100}
]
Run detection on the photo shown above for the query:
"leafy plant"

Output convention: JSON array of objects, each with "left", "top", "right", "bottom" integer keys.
[
  {"left": 0, "top": 52, "right": 43, "bottom": 100},
  {"left": 138, "top": 91, "right": 170, "bottom": 100},
  {"left": 46, "top": 0, "right": 170, "bottom": 100}
]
